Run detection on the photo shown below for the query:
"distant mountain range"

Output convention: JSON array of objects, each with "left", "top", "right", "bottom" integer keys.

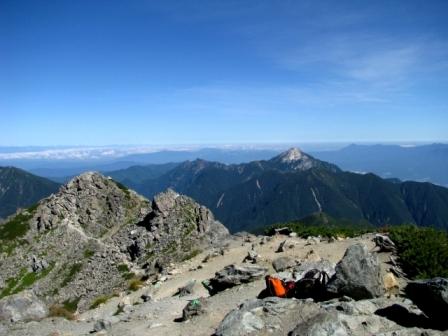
[
  {"left": 1, "top": 144, "right": 446, "bottom": 187},
  {"left": 107, "top": 148, "right": 448, "bottom": 232},
  {"left": 0, "top": 167, "right": 60, "bottom": 219},
  {"left": 1, "top": 146, "right": 448, "bottom": 232},
  {"left": 311, "top": 143, "right": 448, "bottom": 187}
]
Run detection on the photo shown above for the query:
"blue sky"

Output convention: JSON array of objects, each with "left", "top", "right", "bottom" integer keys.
[{"left": 1, "top": 0, "right": 447, "bottom": 146}]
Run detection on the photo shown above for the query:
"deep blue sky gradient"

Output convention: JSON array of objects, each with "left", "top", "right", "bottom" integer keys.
[{"left": 1, "top": 0, "right": 447, "bottom": 145}]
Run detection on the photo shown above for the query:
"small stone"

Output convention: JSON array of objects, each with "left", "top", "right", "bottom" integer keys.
[
  {"left": 243, "top": 250, "right": 258, "bottom": 264},
  {"left": 182, "top": 298, "right": 207, "bottom": 321}
]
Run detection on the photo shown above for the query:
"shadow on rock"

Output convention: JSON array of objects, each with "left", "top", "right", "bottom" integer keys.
[{"left": 375, "top": 304, "right": 432, "bottom": 329}]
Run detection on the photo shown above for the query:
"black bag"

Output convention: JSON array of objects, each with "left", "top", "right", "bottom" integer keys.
[{"left": 294, "top": 269, "right": 330, "bottom": 301}]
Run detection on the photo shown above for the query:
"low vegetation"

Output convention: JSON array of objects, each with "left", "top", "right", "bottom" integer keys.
[
  {"left": 264, "top": 221, "right": 373, "bottom": 238},
  {"left": 386, "top": 225, "right": 448, "bottom": 279},
  {"left": 83, "top": 249, "right": 94, "bottom": 258},
  {"left": 90, "top": 294, "right": 112, "bottom": 309},
  {"left": 0, "top": 205, "right": 37, "bottom": 241},
  {"left": 49, "top": 304, "right": 76, "bottom": 320},
  {"left": 0, "top": 264, "right": 54, "bottom": 299},
  {"left": 128, "top": 278, "right": 144, "bottom": 291}
]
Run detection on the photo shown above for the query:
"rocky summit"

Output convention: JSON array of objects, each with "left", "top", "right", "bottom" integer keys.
[
  {"left": 0, "top": 172, "right": 228, "bottom": 315},
  {"left": 0, "top": 172, "right": 447, "bottom": 336}
]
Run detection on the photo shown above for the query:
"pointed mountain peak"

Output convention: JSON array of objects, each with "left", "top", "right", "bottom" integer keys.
[
  {"left": 278, "top": 147, "right": 305, "bottom": 162},
  {"left": 270, "top": 147, "right": 341, "bottom": 173}
]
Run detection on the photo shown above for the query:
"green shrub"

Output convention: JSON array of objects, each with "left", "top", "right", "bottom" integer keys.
[
  {"left": 128, "top": 278, "right": 144, "bottom": 291},
  {"left": 90, "top": 295, "right": 112, "bottom": 309},
  {"left": 63, "top": 297, "right": 80, "bottom": 313},
  {"left": 264, "top": 221, "right": 372, "bottom": 238},
  {"left": 49, "top": 304, "right": 75, "bottom": 320},
  {"left": 387, "top": 225, "right": 448, "bottom": 279},
  {"left": 83, "top": 249, "right": 94, "bottom": 258},
  {"left": 117, "top": 264, "right": 130, "bottom": 273}
]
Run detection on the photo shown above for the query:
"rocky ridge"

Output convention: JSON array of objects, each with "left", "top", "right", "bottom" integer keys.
[{"left": 0, "top": 172, "right": 228, "bottom": 313}]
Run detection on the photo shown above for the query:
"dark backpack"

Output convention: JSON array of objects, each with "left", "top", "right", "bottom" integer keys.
[{"left": 294, "top": 269, "right": 329, "bottom": 300}]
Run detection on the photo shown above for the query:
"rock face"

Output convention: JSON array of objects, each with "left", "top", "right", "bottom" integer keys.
[
  {"left": 33, "top": 172, "right": 145, "bottom": 237},
  {"left": 405, "top": 278, "right": 448, "bottom": 329},
  {"left": 209, "top": 264, "right": 268, "bottom": 293},
  {"left": 123, "top": 189, "right": 229, "bottom": 269},
  {"left": 326, "top": 244, "right": 384, "bottom": 300},
  {"left": 0, "top": 291, "right": 48, "bottom": 322},
  {"left": 214, "top": 297, "right": 321, "bottom": 336}
]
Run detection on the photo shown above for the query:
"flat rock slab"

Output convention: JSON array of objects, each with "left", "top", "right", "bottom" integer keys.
[{"left": 209, "top": 264, "right": 268, "bottom": 293}]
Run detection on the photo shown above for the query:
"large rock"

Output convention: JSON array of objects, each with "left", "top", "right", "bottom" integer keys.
[
  {"left": 209, "top": 264, "right": 268, "bottom": 293},
  {"left": 0, "top": 290, "right": 48, "bottom": 322},
  {"left": 405, "top": 277, "right": 448, "bottom": 329},
  {"left": 272, "top": 256, "right": 296, "bottom": 272},
  {"left": 326, "top": 243, "right": 384, "bottom": 300},
  {"left": 214, "top": 297, "right": 321, "bottom": 336}
]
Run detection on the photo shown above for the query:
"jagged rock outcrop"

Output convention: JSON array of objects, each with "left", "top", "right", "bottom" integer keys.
[
  {"left": 326, "top": 243, "right": 384, "bottom": 300},
  {"left": 112, "top": 188, "right": 229, "bottom": 271},
  {"left": 33, "top": 172, "right": 148, "bottom": 236},
  {"left": 0, "top": 291, "right": 48, "bottom": 322}
]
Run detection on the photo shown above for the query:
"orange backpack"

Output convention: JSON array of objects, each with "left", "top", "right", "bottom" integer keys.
[{"left": 265, "top": 275, "right": 295, "bottom": 298}]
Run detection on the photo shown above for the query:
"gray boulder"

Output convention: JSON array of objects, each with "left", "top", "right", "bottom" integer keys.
[
  {"left": 0, "top": 290, "right": 48, "bottom": 322},
  {"left": 214, "top": 297, "right": 321, "bottom": 336},
  {"left": 272, "top": 256, "right": 296, "bottom": 272},
  {"left": 373, "top": 234, "right": 396, "bottom": 253},
  {"left": 405, "top": 277, "right": 448, "bottom": 329},
  {"left": 209, "top": 264, "right": 268, "bottom": 293},
  {"left": 326, "top": 244, "right": 384, "bottom": 300}
]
